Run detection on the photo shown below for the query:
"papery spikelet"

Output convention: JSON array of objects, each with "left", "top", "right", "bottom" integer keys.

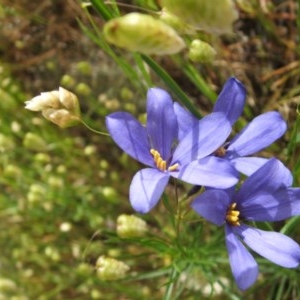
[
  {"left": 25, "top": 87, "right": 81, "bottom": 128},
  {"left": 25, "top": 91, "right": 60, "bottom": 111},
  {"left": 42, "top": 109, "right": 80, "bottom": 128},
  {"left": 58, "top": 87, "right": 81, "bottom": 115},
  {"left": 116, "top": 214, "right": 148, "bottom": 238},
  {"left": 161, "top": 0, "right": 238, "bottom": 34},
  {"left": 103, "top": 12, "right": 185, "bottom": 55},
  {"left": 96, "top": 256, "right": 130, "bottom": 281},
  {"left": 188, "top": 39, "right": 216, "bottom": 63}
]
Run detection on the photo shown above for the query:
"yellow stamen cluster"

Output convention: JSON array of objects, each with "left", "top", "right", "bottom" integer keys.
[
  {"left": 150, "top": 149, "right": 179, "bottom": 172},
  {"left": 226, "top": 203, "right": 240, "bottom": 226}
]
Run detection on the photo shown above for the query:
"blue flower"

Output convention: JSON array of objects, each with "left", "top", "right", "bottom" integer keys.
[
  {"left": 174, "top": 77, "right": 288, "bottom": 179},
  {"left": 106, "top": 88, "right": 238, "bottom": 213},
  {"left": 174, "top": 77, "right": 246, "bottom": 140},
  {"left": 191, "top": 158, "right": 300, "bottom": 290}
]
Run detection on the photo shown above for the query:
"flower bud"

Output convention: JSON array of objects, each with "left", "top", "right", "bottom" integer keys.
[
  {"left": 159, "top": 8, "right": 195, "bottom": 35},
  {"left": 27, "top": 183, "right": 46, "bottom": 203},
  {"left": 0, "top": 278, "right": 17, "bottom": 293},
  {"left": 25, "top": 87, "right": 81, "bottom": 128},
  {"left": 95, "top": 256, "right": 130, "bottom": 281},
  {"left": 188, "top": 39, "right": 216, "bottom": 63},
  {"left": 103, "top": 12, "right": 185, "bottom": 55},
  {"left": 23, "top": 132, "right": 48, "bottom": 152},
  {"left": 0, "top": 134, "right": 14, "bottom": 152},
  {"left": 116, "top": 214, "right": 148, "bottom": 238},
  {"left": 161, "top": 0, "right": 238, "bottom": 34}
]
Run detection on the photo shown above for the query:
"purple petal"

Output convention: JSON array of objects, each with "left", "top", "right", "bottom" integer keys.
[
  {"left": 106, "top": 112, "right": 153, "bottom": 166},
  {"left": 175, "top": 156, "right": 239, "bottom": 188},
  {"left": 234, "top": 224, "right": 300, "bottom": 268},
  {"left": 235, "top": 158, "right": 290, "bottom": 203},
  {"left": 129, "top": 168, "right": 170, "bottom": 213},
  {"left": 225, "top": 225, "right": 259, "bottom": 290},
  {"left": 240, "top": 187, "right": 300, "bottom": 221},
  {"left": 230, "top": 157, "right": 268, "bottom": 176},
  {"left": 172, "top": 112, "right": 231, "bottom": 165},
  {"left": 191, "top": 189, "right": 231, "bottom": 226},
  {"left": 231, "top": 157, "right": 293, "bottom": 186},
  {"left": 213, "top": 77, "right": 246, "bottom": 125},
  {"left": 173, "top": 102, "right": 199, "bottom": 141},
  {"left": 146, "top": 88, "right": 178, "bottom": 160},
  {"left": 228, "top": 111, "right": 287, "bottom": 156}
]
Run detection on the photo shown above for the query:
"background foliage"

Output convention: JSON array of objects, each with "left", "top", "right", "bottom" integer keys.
[{"left": 0, "top": 0, "right": 299, "bottom": 299}]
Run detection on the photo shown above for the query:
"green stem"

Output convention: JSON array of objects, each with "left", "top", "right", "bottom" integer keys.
[
  {"left": 163, "top": 267, "right": 178, "bottom": 300},
  {"left": 80, "top": 119, "right": 110, "bottom": 136}
]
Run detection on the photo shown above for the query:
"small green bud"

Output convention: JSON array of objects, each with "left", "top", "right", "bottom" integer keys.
[
  {"left": 27, "top": 183, "right": 46, "bottom": 203},
  {"left": 116, "top": 214, "right": 148, "bottom": 238},
  {"left": 56, "top": 164, "right": 67, "bottom": 174},
  {"left": 3, "top": 164, "right": 21, "bottom": 178},
  {"left": 161, "top": 0, "right": 238, "bottom": 34},
  {"left": 188, "top": 39, "right": 216, "bottom": 63},
  {"left": 76, "top": 61, "right": 92, "bottom": 76},
  {"left": 47, "top": 176, "right": 63, "bottom": 188},
  {"left": 23, "top": 132, "right": 48, "bottom": 152},
  {"left": 120, "top": 87, "right": 134, "bottom": 101},
  {"left": 76, "top": 263, "right": 94, "bottom": 277},
  {"left": 0, "top": 278, "right": 17, "bottom": 292},
  {"left": 44, "top": 246, "right": 61, "bottom": 261},
  {"left": 99, "top": 159, "right": 109, "bottom": 170},
  {"left": 75, "top": 82, "right": 92, "bottom": 96},
  {"left": 60, "top": 74, "right": 76, "bottom": 88},
  {"left": 102, "top": 186, "right": 118, "bottom": 201},
  {"left": 96, "top": 256, "right": 130, "bottom": 281},
  {"left": 0, "top": 134, "right": 14, "bottom": 152},
  {"left": 33, "top": 153, "right": 51, "bottom": 164},
  {"left": 103, "top": 12, "right": 185, "bottom": 55}
]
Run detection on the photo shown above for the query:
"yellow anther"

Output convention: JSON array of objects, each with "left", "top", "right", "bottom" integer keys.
[
  {"left": 168, "top": 163, "right": 179, "bottom": 172},
  {"left": 226, "top": 203, "right": 240, "bottom": 226},
  {"left": 158, "top": 159, "right": 167, "bottom": 171},
  {"left": 230, "top": 210, "right": 240, "bottom": 217},
  {"left": 150, "top": 148, "right": 179, "bottom": 172},
  {"left": 150, "top": 149, "right": 160, "bottom": 160}
]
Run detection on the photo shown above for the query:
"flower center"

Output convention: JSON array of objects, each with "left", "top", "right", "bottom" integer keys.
[
  {"left": 150, "top": 149, "right": 179, "bottom": 172},
  {"left": 214, "top": 146, "right": 226, "bottom": 157},
  {"left": 226, "top": 203, "right": 240, "bottom": 226}
]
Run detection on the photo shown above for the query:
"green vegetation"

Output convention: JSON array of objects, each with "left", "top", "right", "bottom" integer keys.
[{"left": 0, "top": 1, "right": 299, "bottom": 299}]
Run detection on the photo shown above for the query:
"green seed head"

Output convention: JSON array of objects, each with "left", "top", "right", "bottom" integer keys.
[
  {"left": 103, "top": 12, "right": 185, "bottom": 55},
  {"left": 161, "top": 0, "right": 238, "bottom": 34}
]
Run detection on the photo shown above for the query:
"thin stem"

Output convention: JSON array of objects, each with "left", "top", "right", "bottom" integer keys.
[
  {"left": 174, "top": 181, "right": 181, "bottom": 238},
  {"left": 80, "top": 119, "right": 110, "bottom": 136},
  {"left": 163, "top": 267, "right": 177, "bottom": 300}
]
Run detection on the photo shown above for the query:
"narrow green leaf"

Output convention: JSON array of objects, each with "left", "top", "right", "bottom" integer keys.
[
  {"left": 141, "top": 54, "right": 202, "bottom": 118},
  {"left": 90, "top": 0, "right": 115, "bottom": 20}
]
